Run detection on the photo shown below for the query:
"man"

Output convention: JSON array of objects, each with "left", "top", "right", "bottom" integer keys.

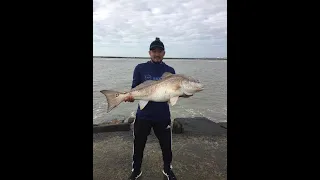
[{"left": 125, "top": 37, "right": 177, "bottom": 180}]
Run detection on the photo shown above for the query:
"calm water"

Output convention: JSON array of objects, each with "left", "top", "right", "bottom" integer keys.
[{"left": 93, "top": 58, "right": 227, "bottom": 124}]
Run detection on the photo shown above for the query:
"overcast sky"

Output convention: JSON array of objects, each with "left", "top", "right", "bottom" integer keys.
[{"left": 93, "top": 0, "right": 227, "bottom": 58}]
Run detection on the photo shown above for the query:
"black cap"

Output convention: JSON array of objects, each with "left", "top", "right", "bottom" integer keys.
[{"left": 149, "top": 37, "right": 165, "bottom": 50}]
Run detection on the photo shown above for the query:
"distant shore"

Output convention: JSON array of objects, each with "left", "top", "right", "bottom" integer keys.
[{"left": 93, "top": 56, "right": 227, "bottom": 60}]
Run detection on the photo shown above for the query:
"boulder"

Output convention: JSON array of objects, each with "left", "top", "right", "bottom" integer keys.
[
  {"left": 93, "top": 122, "right": 131, "bottom": 133},
  {"left": 173, "top": 117, "right": 227, "bottom": 136},
  {"left": 172, "top": 119, "right": 184, "bottom": 134}
]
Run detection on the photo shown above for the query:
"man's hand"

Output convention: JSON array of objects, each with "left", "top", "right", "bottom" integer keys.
[{"left": 124, "top": 95, "right": 135, "bottom": 102}]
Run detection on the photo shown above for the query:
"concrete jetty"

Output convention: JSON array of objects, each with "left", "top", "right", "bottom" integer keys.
[{"left": 93, "top": 117, "right": 227, "bottom": 180}]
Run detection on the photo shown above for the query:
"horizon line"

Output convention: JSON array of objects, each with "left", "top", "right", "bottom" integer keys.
[{"left": 93, "top": 56, "right": 227, "bottom": 60}]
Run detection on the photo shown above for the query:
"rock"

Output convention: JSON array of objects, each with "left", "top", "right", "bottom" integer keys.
[
  {"left": 93, "top": 123, "right": 131, "bottom": 133},
  {"left": 110, "top": 119, "right": 122, "bottom": 124},
  {"left": 220, "top": 122, "right": 227, "bottom": 129},
  {"left": 172, "top": 119, "right": 184, "bottom": 134},
  {"left": 173, "top": 117, "right": 227, "bottom": 136},
  {"left": 127, "top": 117, "right": 135, "bottom": 124}
]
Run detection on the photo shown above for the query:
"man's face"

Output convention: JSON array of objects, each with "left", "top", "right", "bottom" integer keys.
[{"left": 149, "top": 48, "right": 165, "bottom": 63}]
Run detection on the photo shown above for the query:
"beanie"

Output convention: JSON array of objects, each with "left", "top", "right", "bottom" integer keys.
[{"left": 149, "top": 37, "right": 165, "bottom": 50}]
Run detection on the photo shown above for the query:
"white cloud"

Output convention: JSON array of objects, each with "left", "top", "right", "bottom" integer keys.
[{"left": 93, "top": 0, "right": 227, "bottom": 58}]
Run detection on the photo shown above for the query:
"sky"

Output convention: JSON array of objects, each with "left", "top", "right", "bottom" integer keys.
[{"left": 93, "top": 0, "right": 227, "bottom": 58}]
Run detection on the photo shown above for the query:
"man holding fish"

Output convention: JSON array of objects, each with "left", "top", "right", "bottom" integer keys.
[{"left": 100, "top": 37, "right": 204, "bottom": 180}]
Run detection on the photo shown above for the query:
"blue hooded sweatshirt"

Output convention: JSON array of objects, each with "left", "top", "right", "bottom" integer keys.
[{"left": 131, "top": 60, "right": 175, "bottom": 121}]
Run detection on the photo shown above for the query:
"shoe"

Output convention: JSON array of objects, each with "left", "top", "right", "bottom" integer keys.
[
  {"left": 162, "top": 169, "right": 177, "bottom": 180},
  {"left": 128, "top": 170, "right": 142, "bottom": 180}
]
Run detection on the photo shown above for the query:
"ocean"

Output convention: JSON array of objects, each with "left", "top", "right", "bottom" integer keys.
[{"left": 93, "top": 58, "right": 227, "bottom": 124}]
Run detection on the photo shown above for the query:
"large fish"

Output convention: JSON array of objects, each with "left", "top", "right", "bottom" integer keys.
[{"left": 100, "top": 72, "right": 204, "bottom": 113}]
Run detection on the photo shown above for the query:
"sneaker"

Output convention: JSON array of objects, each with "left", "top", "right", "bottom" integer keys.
[
  {"left": 128, "top": 170, "right": 142, "bottom": 180},
  {"left": 162, "top": 169, "right": 177, "bottom": 180}
]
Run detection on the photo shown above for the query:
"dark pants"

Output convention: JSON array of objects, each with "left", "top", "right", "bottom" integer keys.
[{"left": 132, "top": 117, "right": 172, "bottom": 172}]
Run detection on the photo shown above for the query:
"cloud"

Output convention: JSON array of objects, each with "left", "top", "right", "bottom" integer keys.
[{"left": 93, "top": 0, "right": 227, "bottom": 58}]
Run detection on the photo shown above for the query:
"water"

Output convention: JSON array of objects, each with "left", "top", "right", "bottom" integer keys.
[{"left": 93, "top": 58, "right": 227, "bottom": 124}]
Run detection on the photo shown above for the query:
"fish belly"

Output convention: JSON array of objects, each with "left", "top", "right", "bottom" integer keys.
[
  {"left": 148, "top": 85, "right": 181, "bottom": 102},
  {"left": 131, "top": 84, "right": 182, "bottom": 102}
]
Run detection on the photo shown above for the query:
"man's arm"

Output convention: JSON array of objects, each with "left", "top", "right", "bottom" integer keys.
[{"left": 171, "top": 67, "right": 176, "bottom": 75}]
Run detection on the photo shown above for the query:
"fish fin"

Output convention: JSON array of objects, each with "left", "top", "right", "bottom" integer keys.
[
  {"left": 183, "top": 91, "right": 193, "bottom": 96},
  {"left": 139, "top": 100, "right": 149, "bottom": 110},
  {"left": 169, "top": 96, "right": 179, "bottom": 106},
  {"left": 180, "top": 94, "right": 193, "bottom": 98},
  {"left": 131, "top": 80, "right": 157, "bottom": 91},
  {"left": 100, "top": 90, "right": 125, "bottom": 113},
  {"left": 161, "top": 72, "right": 173, "bottom": 79}
]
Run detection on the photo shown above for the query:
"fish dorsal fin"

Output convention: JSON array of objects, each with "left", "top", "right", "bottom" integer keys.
[
  {"left": 161, "top": 72, "right": 173, "bottom": 79},
  {"left": 131, "top": 80, "right": 157, "bottom": 91}
]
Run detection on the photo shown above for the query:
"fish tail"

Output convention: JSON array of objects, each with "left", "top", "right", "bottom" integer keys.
[{"left": 100, "top": 90, "right": 126, "bottom": 113}]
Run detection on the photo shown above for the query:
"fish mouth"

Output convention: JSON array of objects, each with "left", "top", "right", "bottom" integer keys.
[
  {"left": 196, "top": 87, "right": 204, "bottom": 91},
  {"left": 198, "top": 84, "right": 204, "bottom": 91}
]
